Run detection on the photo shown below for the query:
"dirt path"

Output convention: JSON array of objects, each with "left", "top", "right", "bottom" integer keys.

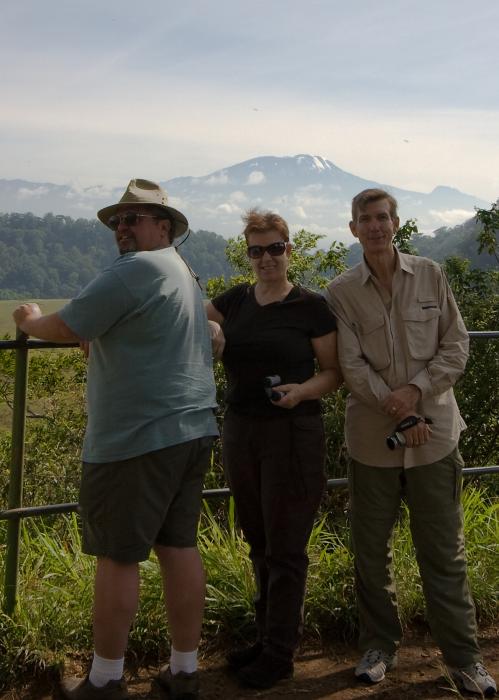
[{"left": 2, "top": 628, "right": 497, "bottom": 699}]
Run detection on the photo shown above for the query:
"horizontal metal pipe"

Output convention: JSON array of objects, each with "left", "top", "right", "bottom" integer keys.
[
  {"left": 1, "top": 331, "right": 497, "bottom": 352},
  {"left": 0, "top": 468, "right": 496, "bottom": 521}
]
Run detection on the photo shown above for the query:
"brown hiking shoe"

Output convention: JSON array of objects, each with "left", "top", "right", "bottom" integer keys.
[
  {"left": 60, "top": 675, "right": 129, "bottom": 700},
  {"left": 156, "top": 666, "right": 199, "bottom": 699}
]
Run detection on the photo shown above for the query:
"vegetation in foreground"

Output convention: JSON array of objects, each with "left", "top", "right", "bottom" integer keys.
[{"left": 0, "top": 486, "right": 497, "bottom": 689}]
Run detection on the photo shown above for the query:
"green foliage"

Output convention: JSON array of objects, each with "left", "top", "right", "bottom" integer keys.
[
  {"left": 305, "top": 516, "right": 356, "bottom": 641},
  {"left": 393, "top": 218, "right": 419, "bottom": 255},
  {"left": 475, "top": 201, "right": 499, "bottom": 264},
  {"left": 0, "top": 348, "right": 86, "bottom": 509},
  {"left": 444, "top": 257, "right": 499, "bottom": 467}
]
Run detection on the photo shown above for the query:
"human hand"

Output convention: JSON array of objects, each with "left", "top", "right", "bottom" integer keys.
[
  {"left": 382, "top": 384, "right": 421, "bottom": 422},
  {"left": 207, "top": 320, "right": 225, "bottom": 360},
  {"left": 400, "top": 419, "right": 432, "bottom": 448},
  {"left": 270, "top": 383, "right": 303, "bottom": 409},
  {"left": 12, "top": 303, "right": 42, "bottom": 334}
]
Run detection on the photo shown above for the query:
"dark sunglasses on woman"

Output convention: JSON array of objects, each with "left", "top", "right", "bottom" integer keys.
[{"left": 247, "top": 241, "right": 288, "bottom": 259}]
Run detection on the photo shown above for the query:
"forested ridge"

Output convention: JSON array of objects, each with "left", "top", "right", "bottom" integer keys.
[{"left": 0, "top": 212, "right": 232, "bottom": 298}]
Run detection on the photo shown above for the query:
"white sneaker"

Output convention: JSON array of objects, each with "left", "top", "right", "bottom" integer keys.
[
  {"left": 449, "top": 662, "right": 497, "bottom": 697},
  {"left": 354, "top": 648, "right": 397, "bottom": 683}
]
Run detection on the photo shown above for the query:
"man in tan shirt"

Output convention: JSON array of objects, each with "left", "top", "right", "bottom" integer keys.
[{"left": 324, "top": 188, "right": 496, "bottom": 698}]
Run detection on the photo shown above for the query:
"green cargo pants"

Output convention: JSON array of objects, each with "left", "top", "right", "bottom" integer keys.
[{"left": 349, "top": 448, "right": 481, "bottom": 667}]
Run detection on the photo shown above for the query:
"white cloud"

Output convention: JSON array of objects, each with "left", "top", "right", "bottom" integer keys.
[
  {"left": 429, "top": 209, "right": 475, "bottom": 226},
  {"left": 300, "top": 183, "right": 323, "bottom": 193},
  {"left": 246, "top": 171, "right": 266, "bottom": 185},
  {"left": 17, "top": 186, "right": 50, "bottom": 199},
  {"left": 217, "top": 202, "right": 242, "bottom": 214},
  {"left": 292, "top": 206, "right": 307, "bottom": 219},
  {"left": 229, "top": 190, "right": 247, "bottom": 203},
  {"left": 205, "top": 172, "right": 229, "bottom": 186}
]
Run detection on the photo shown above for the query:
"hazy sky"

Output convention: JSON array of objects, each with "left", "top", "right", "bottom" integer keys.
[{"left": 2, "top": 0, "right": 498, "bottom": 201}]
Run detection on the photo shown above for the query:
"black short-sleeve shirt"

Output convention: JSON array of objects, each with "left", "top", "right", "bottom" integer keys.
[{"left": 212, "top": 283, "right": 337, "bottom": 416}]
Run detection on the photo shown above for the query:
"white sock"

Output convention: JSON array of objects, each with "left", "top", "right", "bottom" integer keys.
[
  {"left": 88, "top": 652, "right": 125, "bottom": 687},
  {"left": 170, "top": 647, "right": 198, "bottom": 675}
]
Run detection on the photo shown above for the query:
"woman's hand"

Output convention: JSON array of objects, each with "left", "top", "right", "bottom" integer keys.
[{"left": 270, "top": 383, "right": 303, "bottom": 409}]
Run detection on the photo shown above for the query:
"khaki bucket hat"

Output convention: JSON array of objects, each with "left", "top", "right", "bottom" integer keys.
[{"left": 97, "top": 178, "right": 188, "bottom": 238}]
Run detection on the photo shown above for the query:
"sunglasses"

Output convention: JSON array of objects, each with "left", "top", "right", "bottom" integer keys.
[
  {"left": 107, "top": 212, "right": 163, "bottom": 230},
  {"left": 246, "top": 241, "right": 288, "bottom": 259}
]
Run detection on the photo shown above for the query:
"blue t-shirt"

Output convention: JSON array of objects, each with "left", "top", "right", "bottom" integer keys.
[{"left": 59, "top": 247, "right": 218, "bottom": 463}]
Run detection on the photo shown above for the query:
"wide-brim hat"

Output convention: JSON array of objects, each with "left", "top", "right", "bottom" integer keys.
[{"left": 97, "top": 178, "right": 188, "bottom": 238}]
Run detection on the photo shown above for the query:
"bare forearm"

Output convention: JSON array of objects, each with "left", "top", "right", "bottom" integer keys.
[
  {"left": 301, "top": 368, "right": 342, "bottom": 400},
  {"left": 276, "top": 368, "right": 342, "bottom": 409},
  {"left": 13, "top": 304, "right": 80, "bottom": 343}
]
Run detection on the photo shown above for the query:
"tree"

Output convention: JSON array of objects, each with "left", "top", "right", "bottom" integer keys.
[
  {"left": 475, "top": 201, "right": 499, "bottom": 265},
  {"left": 444, "top": 256, "right": 499, "bottom": 468}
]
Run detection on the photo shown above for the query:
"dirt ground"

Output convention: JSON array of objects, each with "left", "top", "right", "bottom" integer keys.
[{"left": 2, "top": 627, "right": 497, "bottom": 700}]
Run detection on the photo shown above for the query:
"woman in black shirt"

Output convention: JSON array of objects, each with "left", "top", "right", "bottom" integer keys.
[{"left": 206, "top": 209, "right": 342, "bottom": 689}]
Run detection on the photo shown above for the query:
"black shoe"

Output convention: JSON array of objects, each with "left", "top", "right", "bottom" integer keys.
[
  {"left": 237, "top": 651, "right": 293, "bottom": 689},
  {"left": 155, "top": 666, "right": 199, "bottom": 700},
  {"left": 60, "top": 676, "right": 129, "bottom": 700},
  {"left": 226, "top": 642, "right": 263, "bottom": 670}
]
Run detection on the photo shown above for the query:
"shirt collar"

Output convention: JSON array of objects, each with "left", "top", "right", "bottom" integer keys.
[{"left": 360, "top": 247, "right": 414, "bottom": 285}]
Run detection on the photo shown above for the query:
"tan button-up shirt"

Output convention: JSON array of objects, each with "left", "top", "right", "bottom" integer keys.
[{"left": 323, "top": 250, "right": 469, "bottom": 468}]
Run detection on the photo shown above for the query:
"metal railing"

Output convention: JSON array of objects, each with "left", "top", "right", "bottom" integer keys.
[{"left": 1, "top": 331, "right": 498, "bottom": 615}]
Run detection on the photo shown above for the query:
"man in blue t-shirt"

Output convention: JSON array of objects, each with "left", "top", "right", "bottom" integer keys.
[{"left": 13, "top": 179, "right": 218, "bottom": 700}]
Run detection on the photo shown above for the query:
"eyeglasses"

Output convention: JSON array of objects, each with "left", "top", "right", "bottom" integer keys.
[
  {"left": 107, "top": 212, "right": 163, "bottom": 230},
  {"left": 246, "top": 241, "right": 288, "bottom": 259}
]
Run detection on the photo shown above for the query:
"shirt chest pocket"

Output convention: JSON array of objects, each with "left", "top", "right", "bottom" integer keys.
[
  {"left": 356, "top": 314, "right": 390, "bottom": 370},
  {"left": 402, "top": 303, "right": 441, "bottom": 360}
]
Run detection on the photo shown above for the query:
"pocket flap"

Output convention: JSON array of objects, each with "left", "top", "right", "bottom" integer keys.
[
  {"left": 358, "top": 314, "right": 385, "bottom": 335},
  {"left": 403, "top": 306, "right": 441, "bottom": 323}
]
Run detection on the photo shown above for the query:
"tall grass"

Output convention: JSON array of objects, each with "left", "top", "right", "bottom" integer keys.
[{"left": 0, "top": 486, "right": 497, "bottom": 689}]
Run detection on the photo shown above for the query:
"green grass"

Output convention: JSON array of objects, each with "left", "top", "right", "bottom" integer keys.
[
  {"left": 0, "top": 487, "right": 497, "bottom": 689},
  {"left": 0, "top": 300, "right": 69, "bottom": 339}
]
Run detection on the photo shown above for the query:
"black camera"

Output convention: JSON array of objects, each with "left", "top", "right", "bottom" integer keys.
[
  {"left": 264, "top": 375, "right": 285, "bottom": 402},
  {"left": 386, "top": 415, "right": 433, "bottom": 450}
]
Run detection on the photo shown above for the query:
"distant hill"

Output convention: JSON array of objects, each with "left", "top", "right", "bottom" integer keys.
[
  {"left": 0, "top": 154, "right": 493, "bottom": 246},
  {"left": 0, "top": 213, "right": 231, "bottom": 299}
]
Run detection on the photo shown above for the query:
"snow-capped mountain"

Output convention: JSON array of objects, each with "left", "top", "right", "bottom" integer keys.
[{"left": 0, "top": 155, "right": 492, "bottom": 245}]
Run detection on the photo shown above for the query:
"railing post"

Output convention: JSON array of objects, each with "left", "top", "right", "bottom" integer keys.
[{"left": 3, "top": 330, "right": 29, "bottom": 615}]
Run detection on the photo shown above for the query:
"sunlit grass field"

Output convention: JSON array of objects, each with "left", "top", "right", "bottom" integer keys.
[{"left": 0, "top": 300, "right": 68, "bottom": 339}]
